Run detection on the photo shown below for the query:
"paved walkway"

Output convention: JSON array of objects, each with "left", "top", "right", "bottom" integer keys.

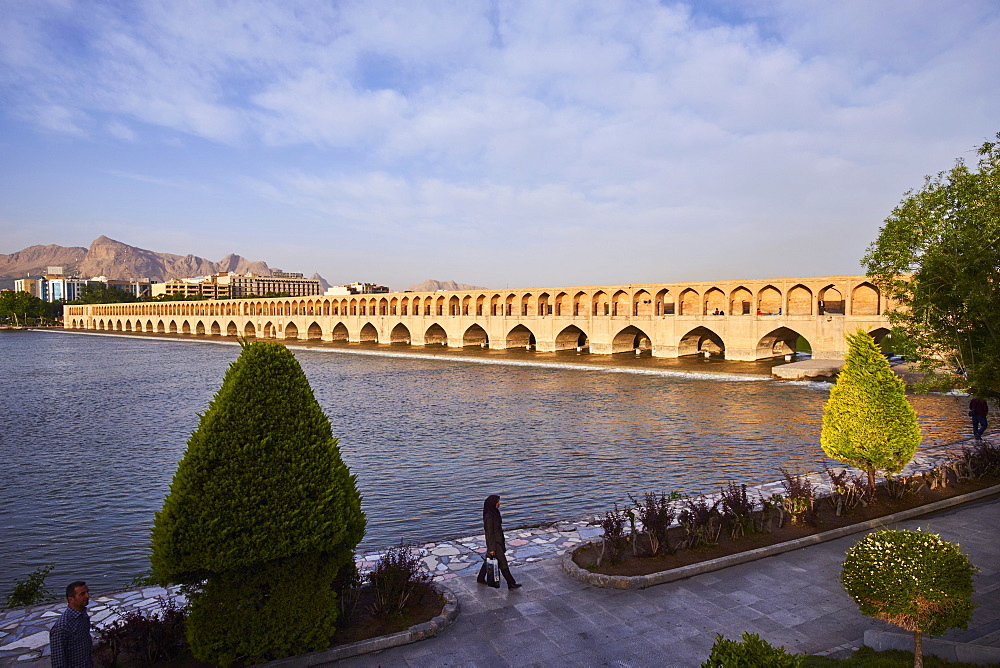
[
  {"left": 1, "top": 436, "right": 996, "bottom": 666},
  {"left": 338, "top": 494, "right": 1000, "bottom": 667}
]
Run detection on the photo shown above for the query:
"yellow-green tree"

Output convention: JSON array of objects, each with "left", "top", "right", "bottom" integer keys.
[
  {"left": 151, "top": 341, "right": 365, "bottom": 665},
  {"left": 821, "top": 330, "right": 921, "bottom": 492}
]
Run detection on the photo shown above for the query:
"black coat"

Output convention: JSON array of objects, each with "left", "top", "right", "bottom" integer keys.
[{"left": 483, "top": 496, "right": 509, "bottom": 569}]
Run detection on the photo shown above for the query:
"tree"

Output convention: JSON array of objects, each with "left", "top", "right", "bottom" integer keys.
[
  {"left": 821, "top": 329, "right": 921, "bottom": 492},
  {"left": 864, "top": 133, "right": 1000, "bottom": 398},
  {"left": 72, "top": 284, "right": 139, "bottom": 304},
  {"left": 150, "top": 341, "right": 365, "bottom": 665},
  {"left": 842, "top": 529, "right": 977, "bottom": 668},
  {"left": 0, "top": 291, "right": 50, "bottom": 325}
]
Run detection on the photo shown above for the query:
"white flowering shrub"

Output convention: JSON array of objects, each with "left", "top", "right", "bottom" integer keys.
[{"left": 842, "top": 529, "right": 976, "bottom": 639}]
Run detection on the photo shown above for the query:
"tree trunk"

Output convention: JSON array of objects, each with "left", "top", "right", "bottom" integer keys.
[
  {"left": 867, "top": 468, "right": 876, "bottom": 495},
  {"left": 913, "top": 629, "right": 923, "bottom": 668}
]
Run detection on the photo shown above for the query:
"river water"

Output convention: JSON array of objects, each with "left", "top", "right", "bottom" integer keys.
[{"left": 0, "top": 330, "right": 968, "bottom": 593}]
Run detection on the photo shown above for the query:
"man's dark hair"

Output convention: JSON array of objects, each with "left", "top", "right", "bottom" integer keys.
[{"left": 65, "top": 581, "right": 87, "bottom": 599}]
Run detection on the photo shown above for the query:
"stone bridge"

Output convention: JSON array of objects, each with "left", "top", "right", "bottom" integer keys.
[{"left": 63, "top": 275, "right": 892, "bottom": 361}]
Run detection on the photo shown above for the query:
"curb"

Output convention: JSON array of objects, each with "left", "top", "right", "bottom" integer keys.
[
  {"left": 262, "top": 582, "right": 460, "bottom": 666},
  {"left": 864, "top": 630, "right": 1000, "bottom": 665},
  {"left": 562, "top": 483, "right": 1000, "bottom": 590}
]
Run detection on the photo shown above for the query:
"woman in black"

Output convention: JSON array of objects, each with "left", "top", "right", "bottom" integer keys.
[{"left": 477, "top": 494, "right": 521, "bottom": 589}]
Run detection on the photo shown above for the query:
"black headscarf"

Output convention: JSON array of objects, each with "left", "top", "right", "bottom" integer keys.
[{"left": 483, "top": 494, "right": 501, "bottom": 523}]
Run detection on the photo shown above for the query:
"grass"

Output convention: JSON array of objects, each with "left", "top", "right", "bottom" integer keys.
[{"left": 803, "top": 646, "right": 986, "bottom": 667}]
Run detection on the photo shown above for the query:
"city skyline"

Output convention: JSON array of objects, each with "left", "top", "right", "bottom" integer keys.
[{"left": 1, "top": 1, "right": 997, "bottom": 291}]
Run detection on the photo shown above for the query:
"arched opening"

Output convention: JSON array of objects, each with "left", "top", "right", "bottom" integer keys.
[
  {"left": 227, "top": 321, "right": 238, "bottom": 336},
  {"left": 554, "top": 325, "right": 588, "bottom": 351},
  {"left": 852, "top": 283, "right": 880, "bottom": 315},
  {"left": 449, "top": 295, "right": 460, "bottom": 316},
  {"left": 633, "top": 290, "right": 652, "bottom": 316},
  {"left": 612, "top": 326, "right": 652, "bottom": 354},
  {"left": 262, "top": 322, "right": 275, "bottom": 338},
  {"left": 730, "top": 287, "right": 752, "bottom": 315},
  {"left": 573, "top": 291, "right": 588, "bottom": 317},
  {"left": 169, "top": 321, "right": 178, "bottom": 334},
  {"left": 157, "top": 321, "right": 166, "bottom": 333},
  {"left": 359, "top": 323, "right": 378, "bottom": 343},
  {"left": 114, "top": 320, "right": 122, "bottom": 331},
  {"left": 425, "top": 324, "right": 448, "bottom": 346},
  {"left": 868, "top": 327, "right": 895, "bottom": 355},
  {"left": 679, "top": 289, "right": 699, "bottom": 315},
  {"left": 391, "top": 323, "right": 411, "bottom": 344},
  {"left": 181, "top": 321, "right": 191, "bottom": 335},
  {"left": 307, "top": 322, "right": 323, "bottom": 340},
  {"left": 145, "top": 320, "right": 153, "bottom": 332},
  {"left": 592, "top": 291, "right": 608, "bottom": 317},
  {"left": 704, "top": 288, "right": 726, "bottom": 315},
  {"left": 463, "top": 324, "right": 489, "bottom": 347},
  {"left": 554, "top": 292, "right": 569, "bottom": 316},
  {"left": 284, "top": 322, "right": 299, "bottom": 339},
  {"left": 332, "top": 323, "right": 349, "bottom": 342},
  {"left": 612, "top": 290, "right": 629, "bottom": 317},
  {"left": 124, "top": 320, "right": 132, "bottom": 332},
  {"left": 819, "top": 286, "right": 844, "bottom": 315},
  {"left": 243, "top": 322, "right": 256, "bottom": 338},
  {"left": 211, "top": 321, "right": 221, "bottom": 336},
  {"left": 655, "top": 289, "right": 674, "bottom": 316},
  {"left": 757, "top": 286, "right": 781, "bottom": 315},
  {"left": 195, "top": 321, "right": 205, "bottom": 336},
  {"left": 787, "top": 285, "right": 813, "bottom": 316},
  {"left": 678, "top": 327, "right": 725, "bottom": 357},
  {"left": 756, "top": 327, "right": 810, "bottom": 360},
  {"left": 506, "top": 325, "right": 536, "bottom": 349}
]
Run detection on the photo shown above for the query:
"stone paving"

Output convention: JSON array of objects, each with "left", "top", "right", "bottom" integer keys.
[{"left": 0, "top": 435, "right": 994, "bottom": 666}]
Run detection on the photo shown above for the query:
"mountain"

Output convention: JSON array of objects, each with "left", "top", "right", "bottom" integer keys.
[
  {"left": 409, "top": 279, "right": 487, "bottom": 292},
  {"left": 0, "top": 236, "right": 275, "bottom": 283}
]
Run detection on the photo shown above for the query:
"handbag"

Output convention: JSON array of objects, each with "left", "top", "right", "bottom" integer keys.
[{"left": 485, "top": 556, "right": 501, "bottom": 588}]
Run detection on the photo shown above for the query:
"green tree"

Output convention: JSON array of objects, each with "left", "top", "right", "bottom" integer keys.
[
  {"left": 150, "top": 341, "right": 365, "bottom": 665},
  {"left": 842, "top": 529, "right": 976, "bottom": 668},
  {"left": 0, "top": 291, "right": 50, "bottom": 325},
  {"left": 72, "top": 284, "right": 139, "bottom": 304},
  {"left": 864, "top": 133, "right": 1000, "bottom": 398},
  {"left": 821, "top": 330, "right": 921, "bottom": 492}
]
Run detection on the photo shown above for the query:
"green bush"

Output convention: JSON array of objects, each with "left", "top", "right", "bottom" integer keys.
[
  {"left": 841, "top": 530, "right": 976, "bottom": 665},
  {"left": 702, "top": 631, "right": 803, "bottom": 667},
  {"left": 150, "top": 341, "right": 366, "bottom": 665},
  {"left": 821, "top": 330, "right": 921, "bottom": 492},
  {"left": 367, "top": 544, "right": 433, "bottom": 618},
  {"left": 4, "top": 565, "right": 53, "bottom": 608}
]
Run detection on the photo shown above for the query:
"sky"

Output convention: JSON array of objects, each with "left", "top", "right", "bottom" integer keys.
[{"left": 1, "top": 1, "right": 997, "bottom": 291}]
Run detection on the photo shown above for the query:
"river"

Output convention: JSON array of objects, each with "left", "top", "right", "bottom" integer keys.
[{"left": 0, "top": 330, "right": 967, "bottom": 593}]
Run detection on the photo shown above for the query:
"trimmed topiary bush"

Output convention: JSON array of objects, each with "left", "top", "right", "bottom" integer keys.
[
  {"left": 150, "top": 341, "right": 366, "bottom": 665},
  {"left": 821, "top": 329, "right": 921, "bottom": 492},
  {"left": 841, "top": 529, "right": 977, "bottom": 668},
  {"left": 701, "top": 631, "right": 803, "bottom": 667}
]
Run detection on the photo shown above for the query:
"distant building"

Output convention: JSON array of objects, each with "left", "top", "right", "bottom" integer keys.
[
  {"left": 151, "top": 272, "right": 321, "bottom": 299},
  {"left": 15, "top": 274, "right": 153, "bottom": 301},
  {"left": 325, "top": 282, "right": 390, "bottom": 296}
]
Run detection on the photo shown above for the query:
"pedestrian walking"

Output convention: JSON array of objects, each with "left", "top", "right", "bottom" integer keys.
[
  {"left": 477, "top": 494, "right": 521, "bottom": 589},
  {"left": 49, "top": 581, "right": 93, "bottom": 668},
  {"left": 970, "top": 396, "right": 989, "bottom": 439}
]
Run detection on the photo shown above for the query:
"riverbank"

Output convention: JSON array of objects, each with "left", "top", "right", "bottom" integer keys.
[{"left": 1, "top": 433, "right": 991, "bottom": 664}]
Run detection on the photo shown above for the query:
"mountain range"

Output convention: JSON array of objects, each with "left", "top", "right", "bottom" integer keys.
[
  {"left": 0, "top": 236, "right": 329, "bottom": 289},
  {"left": 407, "top": 279, "right": 487, "bottom": 292}
]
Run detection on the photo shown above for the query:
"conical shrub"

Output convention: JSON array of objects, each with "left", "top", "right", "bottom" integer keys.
[
  {"left": 150, "top": 341, "right": 365, "bottom": 664},
  {"left": 821, "top": 329, "right": 921, "bottom": 491}
]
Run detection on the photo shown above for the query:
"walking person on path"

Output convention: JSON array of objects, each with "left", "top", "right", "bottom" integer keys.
[
  {"left": 49, "top": 581, "right": 93, "bottom": 668},
  {"left": 970, "top": 396, "right": 989, "bottom": 439},
  {"left": 477, "top": 494, "right": 522, "bottom": 589}
]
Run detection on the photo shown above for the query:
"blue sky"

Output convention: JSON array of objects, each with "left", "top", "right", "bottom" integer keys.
[{"left": 1, "top": 1, "right": 997, "bottom": 290}]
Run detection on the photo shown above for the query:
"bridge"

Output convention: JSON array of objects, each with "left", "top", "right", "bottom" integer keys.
[{"left": 63, "top": 275, "right": 892, "bottom": 361}]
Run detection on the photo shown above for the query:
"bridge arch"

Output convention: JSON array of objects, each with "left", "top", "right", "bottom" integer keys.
[
  {"left": 359, "top": 323, "right": 378, "bottom": 343},
  {"left": 262, "top": 321, "right": 275, "bottom": 338},
  {"left": 704, "top": 288, "right": 726, "bottom": 315},
  {"left": 678, "top": 326, "right": 725, "bottom": 357},
  {"left": 757, "top": 285, "right": 781, "bottom": 315},
  {"left": 507, "top": 324, "right": 536, "bottom": 349},
  {"left": 592, "top": 291, "right": 608, "bottom": 317},
  {"left": 787, "top": 284, "right": 813, "bottom": 315},
  {"left": 756, "top": 327, "right": 808, "bottom": 359},
  {"left": 425, "top": 323, "right": 448, "bottom": 346},
  {"left": 656, "top": 289, "right": 674, "bottom": 315},
  {"left": 284, "top": 322, "right": 299, "bottom": 339},
  {"left": 573, "top": 291, "right": 588, "bottom": 317},
  {"left": 679, "top": 289, "right": 699, "bottom": 315},
  {"left": 307, "top": 322, "right": 323, "bottom": 340},
  {"left": 169, "top": 321, "right": 178, "bottom": 334},
  {"left": 391, "top": 323, "right": 411, "bottom": 344},
  {"left": 555, "top": 325, "right": 588, "bottom": 351},
  {"left": 852, "top": 282, "right": 880, "bottom": 315},
  {"left": 730, "top": 286, "right": 752, "bottom": 315},
  {"left": 463, "top": 324, "right": 488, "bottom": 347},
  {"left": 612, "top": 326, "right": 651, "bottom": 354},
  {"left": 331, "top": 323, "right": 349, "bottom": 341},
  {"left": 243, "top": 322, "right": 256, "bottom": 337},
  {"left": 819, "top": 285, "right": 844, "bottom": 314},
  {"left": 194, "top": 321, "right": 205, "bottom": 335},
  {"left": 227, "top": 321, "right": 238, "bottom": 336},
  {"left": 633, "top": 290, "right": 652, "bottom": 316},
  {"left": 612, "top": 290, "right": 629, "bottom": 317},
  {"left": 211, "top": 321, "right": 221, "bottom": 336}
]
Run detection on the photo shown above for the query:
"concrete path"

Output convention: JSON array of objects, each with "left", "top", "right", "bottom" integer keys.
[{"left": 335, "top": 495, "right": 1000, "bottom": 667}]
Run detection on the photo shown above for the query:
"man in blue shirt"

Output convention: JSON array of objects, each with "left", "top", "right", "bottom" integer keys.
[{"left": 49, "top": 581, "right": 93, "bottom": 667}]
